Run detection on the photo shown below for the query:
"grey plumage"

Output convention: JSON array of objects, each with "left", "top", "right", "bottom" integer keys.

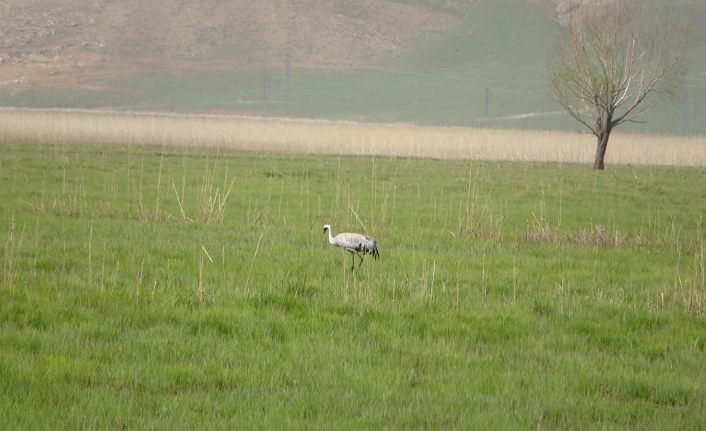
[{"left": 323, "top": 224, "right": 379, "bottom": 270}]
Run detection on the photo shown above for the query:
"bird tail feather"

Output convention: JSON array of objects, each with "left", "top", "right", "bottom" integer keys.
[{"left": 365, "top": 238, "right": 379, "bottom": 260}]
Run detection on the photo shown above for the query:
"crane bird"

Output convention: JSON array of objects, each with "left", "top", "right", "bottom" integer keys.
[{"left": 323, "top": 224, "right": 379, "bottom": 270}]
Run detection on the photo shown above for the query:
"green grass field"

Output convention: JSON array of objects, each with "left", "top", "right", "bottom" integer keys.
[{"left": 1, "top": 142, "right": 705, "bottom": 428}]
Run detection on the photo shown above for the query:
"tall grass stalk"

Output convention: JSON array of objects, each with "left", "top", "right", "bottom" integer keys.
[
  {"left": 132, "top": 160, "right": 146, "bottom": 220},
  {"left": 513, "top": 255, "right": 518, "bottom": 303},
  {"left": 136, "top": 258, "right": 144, "bottom": 303},
  {"left": 111, "top": 260, "right": 120, "bottom": 291},
  {"left": 685, "top": 235, "right": 706, "bottom": 316},
  {"left": 155, "top": 145, "right": 165, "bottom": 220},
  {"left": 57, "top": 168, "right": 88, "bottom": 217},
  {"left": 244, "top": 232, "right": 264, "bottom": 294},
  {"left": 198, "top": 246, "right": 214, "bottom": 304},
  {"left": 199, "top": 167, "right": 234, "bottom": 223},
  {"left": 99, "top": 241, "right": 106, "bottom": 291},
  {"left": 87, "top": 219, "right": 94, "bottom": 282},
  {"left": 172, "top": 182, "right": 192, "bottom": 221},
  {"left": 3, "top": 217, "right": 24, "bottom": 289}
]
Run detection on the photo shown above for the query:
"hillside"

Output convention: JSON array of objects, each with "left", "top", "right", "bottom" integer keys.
[
  {"left": 1, "top": 0, "right": 456, "bottom": 89},
  {"left": 1, "top": 0, "right": 705, "bottom": 134}
]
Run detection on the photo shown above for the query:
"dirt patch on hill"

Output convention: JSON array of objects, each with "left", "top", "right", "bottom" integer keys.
[{"left": 528, "top": 0, "right": 607, "bottom": 23}]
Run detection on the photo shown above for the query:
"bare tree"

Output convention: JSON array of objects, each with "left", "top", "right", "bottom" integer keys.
[{"left": 550, "top": 1, "right": 692, "bottom": 169}]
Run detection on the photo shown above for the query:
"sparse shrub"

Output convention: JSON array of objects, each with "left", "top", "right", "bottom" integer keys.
[
  {"left": 198, "top": 169, "right": 234, "bottom": 223},
  {"left": 525, "top": 212, "right": 555, "bottom": 245},
  {"left": 571, "top": 224, "right": 628, "bottom": 249},
  {"left": 684, "top": 289, "right": 706, "bottom": 317}
]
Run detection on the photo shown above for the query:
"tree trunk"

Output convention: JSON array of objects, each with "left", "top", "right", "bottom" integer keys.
[{"left": 593, "top": 127, "right": 611, "bottom": 170}]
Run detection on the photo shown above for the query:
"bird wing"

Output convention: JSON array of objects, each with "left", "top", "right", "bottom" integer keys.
[
  {"left": 334, "top": 233, "right": 365, "bottom": 251},
  {"left": 332, "top": 232, "right": 379, "bottom": 259}
]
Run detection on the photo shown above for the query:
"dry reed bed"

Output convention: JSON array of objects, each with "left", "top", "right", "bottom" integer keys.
[{"left": 1, "top": 108, "right": 705, "bottom": 166}]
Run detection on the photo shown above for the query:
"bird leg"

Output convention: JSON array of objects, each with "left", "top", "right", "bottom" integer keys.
[
  {"left": 349, "top": 252, "right": 364, "bottom": 271},
  {"left": 348, "top": 251, "right": 365, "bottom": 271}
]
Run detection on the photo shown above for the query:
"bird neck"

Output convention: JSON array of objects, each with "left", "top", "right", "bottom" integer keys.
[{"left": 327, "top": 229, "right": 335, "bottom": 245}]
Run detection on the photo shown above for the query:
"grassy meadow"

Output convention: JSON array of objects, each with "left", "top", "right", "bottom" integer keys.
[{"left": 1, "top": 136, "right": 705, "bottom": 428}]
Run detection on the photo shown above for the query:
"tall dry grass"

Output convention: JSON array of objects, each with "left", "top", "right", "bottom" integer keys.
[{"left": 1, "top": 108, "right": 705, "bottom": 166}]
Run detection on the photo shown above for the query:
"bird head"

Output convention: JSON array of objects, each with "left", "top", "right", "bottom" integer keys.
[{"left": 323, "top": 224, "right": 330, "bottom": 233}]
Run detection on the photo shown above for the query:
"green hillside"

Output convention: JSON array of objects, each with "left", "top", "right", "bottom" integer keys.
[{"left": 1, "top": 0, "right": 705, "bottom": 134}]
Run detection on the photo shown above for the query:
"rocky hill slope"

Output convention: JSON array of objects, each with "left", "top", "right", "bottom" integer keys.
[{"left": 1, "top": 0, "right": 460, "bottom": 89}]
